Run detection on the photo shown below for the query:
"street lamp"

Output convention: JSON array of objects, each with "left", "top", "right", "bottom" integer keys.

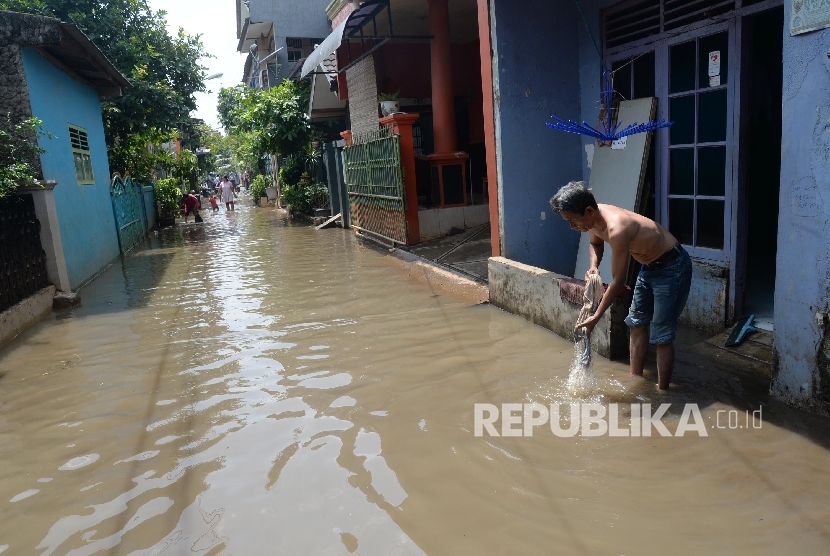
[{"left": 205, "top": 73, "right": 223, "bottom": 80}]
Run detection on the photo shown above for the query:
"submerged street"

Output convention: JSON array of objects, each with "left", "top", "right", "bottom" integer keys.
[{"left": 1, "top": 205, "right": 830, "bottom": 554}]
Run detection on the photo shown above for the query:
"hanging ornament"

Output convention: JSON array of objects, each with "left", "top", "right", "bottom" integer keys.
[{"left": 547, "top": 69, "right": 673, "bottom": 141}]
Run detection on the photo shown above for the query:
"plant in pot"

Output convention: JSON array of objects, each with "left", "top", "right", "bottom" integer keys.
[
  {"left": 378, "top": 91, "right": 401, "bottom": 117},
  {"left": 309, "top": 182, "right": 331, "bottom": 217},
  {"left": 250, "top": 174, "right": 269, "bottom": 206},
  {"left": 154, "top": 178, "right": 183, "bottom": 228}
]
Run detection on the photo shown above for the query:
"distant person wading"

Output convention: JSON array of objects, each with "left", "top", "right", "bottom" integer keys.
[{"left": 219, "top": 175, "right": 235, "bottom": 211}]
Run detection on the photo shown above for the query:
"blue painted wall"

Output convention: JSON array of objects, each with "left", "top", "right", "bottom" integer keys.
[
  {"left": 21, "top": 47, "right": 120, "bottom": 290},
  {"left": 491, "top": 0, "right": 585, "bottom": 275},
  {"left": 772, "top": 6, "right": 830, "bottom": 406}
]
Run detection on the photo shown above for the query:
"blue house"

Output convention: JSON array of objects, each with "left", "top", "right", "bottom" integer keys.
[{"left": 0, "top": 11, "right": 129, "bottom": 291}]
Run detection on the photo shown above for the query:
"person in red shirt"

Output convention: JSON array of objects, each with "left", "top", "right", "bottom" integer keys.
[{"left": 180, "top": 193, "right": 202, "bottom": 223}]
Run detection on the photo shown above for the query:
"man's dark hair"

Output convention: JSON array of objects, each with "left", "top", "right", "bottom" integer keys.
[{"left": 549, "top": 181, "right": 598, "bottom": 215}]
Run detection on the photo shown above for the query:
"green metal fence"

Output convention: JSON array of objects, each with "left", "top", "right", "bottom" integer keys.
[
  {"left": 343, "top": 126, "right": 408, "bottom": 245},
  {"left": 110, "top": 175, "right": 147, "bottom": 254}
]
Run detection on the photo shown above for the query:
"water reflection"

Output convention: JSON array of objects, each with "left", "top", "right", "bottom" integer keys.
[{"left": 0, "top": 205, "right": 828, "bottom": 554}]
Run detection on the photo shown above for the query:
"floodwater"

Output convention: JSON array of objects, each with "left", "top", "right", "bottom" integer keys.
[{"left": 1, "top": 205, "right": 830, "bottom": 555}]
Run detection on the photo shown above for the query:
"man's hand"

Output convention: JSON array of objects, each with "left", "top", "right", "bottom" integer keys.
[
  {"left": 575, "top": 313, "right": 600, "bottom": 336},
  {"left": 584, "top": 267, "right": 599, "bottom": 281}
]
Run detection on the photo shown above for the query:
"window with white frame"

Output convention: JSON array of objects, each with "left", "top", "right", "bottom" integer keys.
[{"left": 69, "top": 125, "right": 94, "bottom": 184}]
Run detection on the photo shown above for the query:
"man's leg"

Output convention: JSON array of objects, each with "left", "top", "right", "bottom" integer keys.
[
  {"left": 656, "top": 343, "right": 674, "bottom": 391},
  {"left": 629, "top": 326, "right": 649, "bottom": 377}
]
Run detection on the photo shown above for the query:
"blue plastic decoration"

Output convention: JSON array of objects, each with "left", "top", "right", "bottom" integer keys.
[{"left": 547, "top": 70, "right": 673, "bottom": 141}]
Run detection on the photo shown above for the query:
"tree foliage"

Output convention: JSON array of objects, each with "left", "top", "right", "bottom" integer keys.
[
  {"left": 218, "top": 80, "right": 311, "bottom": 160},
  {"left": 0, "top": 117, "right": 49, "bottom": 198},
  {"left": 0, "top": 0, "right": 209, "bottom": 179}
]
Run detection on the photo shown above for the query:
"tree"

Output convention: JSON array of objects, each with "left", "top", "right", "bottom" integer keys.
[
  {"left": 0, "top": 0, "right": 209, "bottom": 180},
  {"left": 218, "top": 81, "right": 311, "bottom": 158},
  {"left": 0, "top": 117, "right": 49, "bottom": 198},
  {"left": 218, "top": 80, "right": 311, "bottom": 203}
]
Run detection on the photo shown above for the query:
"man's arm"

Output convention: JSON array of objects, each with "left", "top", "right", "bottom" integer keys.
[
  {"left": 577, "top": 233, "right": 630, "bottom": 333},
  {"left": 587, "top": 232, "right": 604, "bottom": 278}
]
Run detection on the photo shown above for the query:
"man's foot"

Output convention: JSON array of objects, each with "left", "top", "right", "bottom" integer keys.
[{"left": 655, "top": 384, "right": 670, "bottom": 395}]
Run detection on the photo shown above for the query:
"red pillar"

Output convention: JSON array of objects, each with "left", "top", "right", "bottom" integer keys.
[
  {"left": 380, "top": 113, "right": 421, "bottom": 245},
  {"left": 428, "top": 0, "right": 457, "bottom": 154},
  {"left": 476, "top": 0, "right": 501, "bottom": 256}
]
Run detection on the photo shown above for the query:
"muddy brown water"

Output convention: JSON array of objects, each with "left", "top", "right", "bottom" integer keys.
[{"left": 1, "top": 206, "right": 829, "bottom": 555}]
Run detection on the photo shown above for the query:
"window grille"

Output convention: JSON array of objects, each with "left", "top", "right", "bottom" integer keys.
[{"left": 69, "top": 125, "right": 94, "bottom": 184}]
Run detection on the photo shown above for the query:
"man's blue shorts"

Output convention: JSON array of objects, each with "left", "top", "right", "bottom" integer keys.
[{"left": 624, "top": 246, "right": 693, "bottom": 345}]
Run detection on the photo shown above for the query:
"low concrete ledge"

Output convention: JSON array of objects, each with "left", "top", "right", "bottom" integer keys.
[
  {"left": 0, "top": 285, "right": 56, "bottom": 348},
  {"left": 488, "top": 257, "right": 630, "bottom": 360}
]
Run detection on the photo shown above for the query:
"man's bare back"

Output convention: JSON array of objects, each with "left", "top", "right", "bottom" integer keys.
[{"left": 589, "top": 204, "right": 678, "bottom": 265}]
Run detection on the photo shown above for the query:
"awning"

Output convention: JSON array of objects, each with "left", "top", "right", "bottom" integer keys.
[
  {"left": 300, "top": 20, "right": 346, "bottom": 79},
  {"left": 300, "top": 0, "right": 391, "bottom": 79}
]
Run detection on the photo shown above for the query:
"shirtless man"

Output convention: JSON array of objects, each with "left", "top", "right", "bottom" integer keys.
[{"left": 550, "top": 181, "right": 692, "bottom": 391}]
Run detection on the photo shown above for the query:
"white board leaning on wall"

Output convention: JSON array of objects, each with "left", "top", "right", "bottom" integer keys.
[{"left": 573, "top": 97, "right": 657, "bottom": 282}]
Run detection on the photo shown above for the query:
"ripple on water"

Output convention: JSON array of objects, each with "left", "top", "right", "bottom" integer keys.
[
  {"left": 58, "top": 454, "right": 99, "bottom": 471},
  {"left": 298, "top": 373, "right": 352, "bottom": 390},
  {"left": 114, "top": 451, "right": 160, "bottom": 464},
  {"left": 10, "top": 489, "right": 38, "bottom": 502},
  {"left": 330, "top": 396, "right": 357, "bottom": 408}
]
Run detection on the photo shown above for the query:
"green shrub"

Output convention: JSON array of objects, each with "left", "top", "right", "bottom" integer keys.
[
  {"left": 154, "top": 177, "right": 183, "bottom": 218},
  {"left": 282, "top": 179, "right": 329, "bottom": 214},
  {"left": 308, "top": 182, "right": 329, "bottom": 210},
  {"left": 278, "top": 156, "right": 303, "bottom": 188},
  {"left": 0, "top": 117, "right": 49, "bottom": 198},
  {"left": 250, "top": 174, "right": 269, "bottom": 202}
]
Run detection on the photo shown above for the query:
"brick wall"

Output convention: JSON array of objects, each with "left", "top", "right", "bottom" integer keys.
[{"left": 345, "top": 55, "right": 379, "bottom": 136}]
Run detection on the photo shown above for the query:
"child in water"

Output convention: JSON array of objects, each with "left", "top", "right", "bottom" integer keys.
[{"left": 209, "top": 194, "right": 219, "bottom": 212}]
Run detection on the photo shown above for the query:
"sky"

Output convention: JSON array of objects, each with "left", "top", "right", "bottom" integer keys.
[{"left": 146, "top": 0, "right": 244, "bottom": 131}]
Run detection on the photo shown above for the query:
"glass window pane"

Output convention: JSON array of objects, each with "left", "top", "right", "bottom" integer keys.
[
  {"left": 698, "top": 89, "right": 727, "bottom": 143},
  {"left": 632, "top": 51, "right": 655, "bottom": 99},
  {"left": 696, "top": 199, "right": 724, "bottom": 249},
  {"left": 612, "top": 59, "right": 631, "bottom": 100},
  {"left": 669, "top": 198, "right": 694, "bottom": 246},
  {"left": 83, "top": 154, "right": 94, "bottom": 181},
  {"left": 670, "top": 149, "right": 694, "bottom": 194},
  {"left": 698, "top": 147, "right": 726, "bottom": 196},
  {"left": 73, "top": 153, "right": 84, "bottom": 181},
  {"left": 670, "top": 95, "right": 695, "bottom": 145},
  {"left": 670, "top": 41, "right": 696, "bottom": 93},
  {"left": 699, "top": 32, "right": 728, "bottom": 88}
]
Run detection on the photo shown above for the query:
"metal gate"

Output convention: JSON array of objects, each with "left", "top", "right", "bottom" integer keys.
[
  {"left": 0, "top": 194, "right": 49, "bottom": 312},
  {"left": 343, "top": 127, "right": 408, "bottom": 245},
  {"left": 110, "top": 175, "right": 146, "bottom": 254}
]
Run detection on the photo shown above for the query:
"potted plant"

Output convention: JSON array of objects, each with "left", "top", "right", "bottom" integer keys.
[
  {"left": 154, "top": 178, "right": 183, "bottom": 228},
  {"left": 378, "top": 90, "right": 401, "bottom": 117},
  {"left": 250, "top": 174, "right": 269, "bottom": 207}
]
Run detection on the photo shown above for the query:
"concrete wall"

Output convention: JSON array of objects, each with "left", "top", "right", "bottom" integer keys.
[
  {"left": 419, "top": 204, "right": 490, "bottom": 241},
  {"left": 248, "top": 0, "right": 332, "bottom": 78},
  {"left": 490, "top": 0, "right": 584, "bottom": 275},
  {"left": 489, "top": 257, "right": 630, "bottom": 360},
  {"left": 772, "top": 4, "right": 830, "bottom": 411},
  {"left": 142, "top": 186, "right": 157, "bottom": 231},
  {"left": 21, "top": 47, "right": 120, "bottom": 290},
  {"left": 0, "top": 285, "right": 55, "bottom": 349}
]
